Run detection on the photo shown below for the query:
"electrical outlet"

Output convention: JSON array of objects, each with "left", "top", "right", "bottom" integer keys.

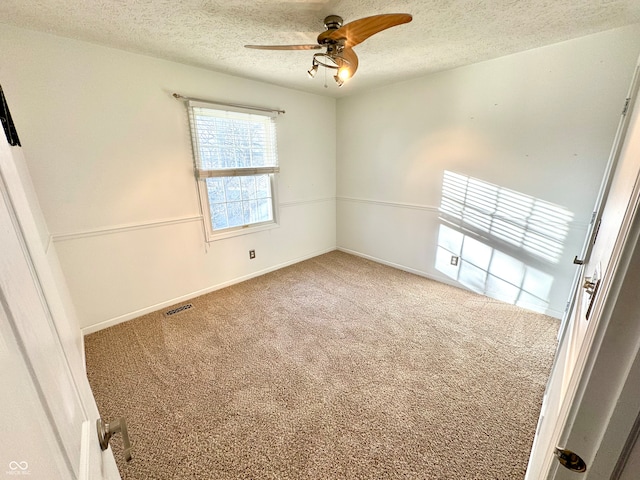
[
  {"left": 450, "top": 255, "right": 459, "bottom": 266},
  {"left": 249, "top": 249, "right": 256, "bottom": 259}
]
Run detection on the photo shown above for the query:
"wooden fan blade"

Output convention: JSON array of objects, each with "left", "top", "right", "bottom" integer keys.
[
  {"left": 244, "top": 44, "right": 322, "bottom": 50},
  {"left": 341, "top": 48, "right": 359, "bottom": 78},
  {"left": 320, "top": 13, "right": 412, "bottom": 48}
]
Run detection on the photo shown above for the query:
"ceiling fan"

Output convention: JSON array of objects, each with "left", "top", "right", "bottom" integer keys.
[{"left": 245, "top": 13, "right": 412, "bottom": 87}]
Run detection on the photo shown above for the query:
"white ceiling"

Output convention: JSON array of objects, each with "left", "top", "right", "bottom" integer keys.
[{"left": 1, "top": 0, "right": 640, "bottom": 97}]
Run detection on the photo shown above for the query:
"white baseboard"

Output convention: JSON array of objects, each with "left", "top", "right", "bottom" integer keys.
[
  {"left": 80, "top": 333, "right": 87, "bottom": 373},
  {"left": 82, "top": 245, "right": 561, "bottom": 336},
  {"left": 336, "top": 246, "right": 461, "bottom": 287},
  {"left": 81, "top": 247, "right": 336, "bottom": 335},
  {"left": 336, "top": 247, "right": 563, "bottom": 319}
]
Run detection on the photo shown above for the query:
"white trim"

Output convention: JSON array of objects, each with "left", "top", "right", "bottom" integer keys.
[
  {"left": 280, "top": 197, "right": 335, "bottom": 208},
  {"left": 337, "top": 246, "right": 450, "bottom": 281},
  {"left": 336, "top": 247, "right": 565, "bottom": 318},
  {"left": 550, "top": 133, "right": 640, "bottom": 477},
  {"left": 197, "top": 166, "right": 280, "bottom": 178},
  {"left": 51, "top": 215, "right": 203, "bottom": 242},
  {"left": 337, "top": 195, "right": 591, "bottom": 229},
  {"left": 610, "top": 369, "right": 640, "bottom": 479},
  {"left": 80, "top": 331, "right": 87, "bottom": 374},
  {"left": 78, "top": 421, "right": 91, "bottom": 480},
  {"left": 337, "top": 195, "right": 440, "bottom": 212},
  {"left": 81, "top": 247, "right": 336, "bottom": 335},
  {"left": 204, "top": 218, "right": 280, "bottom": 241},
  {"left": 80, "top": 243, "right": 565, "bottom": 335},
  {"left": 201, "top": 173, "right": 280, "bottom": 242},
  {"left": 49, "top": 197, "right": 335, "bottom": 243},
  {"left": 578, "top": 63, "right": 640, "bottom": 264},
  {"left": 527, "top": 58, "right": 640, "bottom": 480},
  {"left": 45, "top": 233, "right": 53, "bottom": 254}
]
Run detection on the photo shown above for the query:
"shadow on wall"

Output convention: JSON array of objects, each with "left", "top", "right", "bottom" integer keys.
[{"left": 436, "top": 171, "right": 574, "bottom": 314}]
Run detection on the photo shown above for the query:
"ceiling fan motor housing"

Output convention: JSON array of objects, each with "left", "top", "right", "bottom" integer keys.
[{"left": 323, "top": 15, "right": 343, "bottom": 30}]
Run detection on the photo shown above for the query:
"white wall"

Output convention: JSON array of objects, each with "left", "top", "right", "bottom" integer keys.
[
  {"left": 0, "top": 24, "right": 336, "bottom": 332},
  {"left": 2, "top": 23, "right": 639, "bottom": 331},
  {"left": 336, "top": 24, "right": 640, "bottom": 318}
]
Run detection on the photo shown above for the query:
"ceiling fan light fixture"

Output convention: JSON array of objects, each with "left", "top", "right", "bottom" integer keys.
[
  {"left": 337, "top": 66, "right": 350, "bottom": 81},
  {"left": 334, "top": 75, "right": 344, "bottom": 87},
  {"left": 307, "top": 62, "right": 318, "bottom": 78}
]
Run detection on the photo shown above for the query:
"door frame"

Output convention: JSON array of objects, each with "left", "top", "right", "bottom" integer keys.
[
  {"left": 552, "top": 144, "right": 640, "bottom": 478},
  {"left": 527, "top": 58, "right": 640, "bottom": 479},
  {"left": 0, "top": 130, "right": 121, "bottom": 479},
  {"left": 549, "top": 55, "right": 640, "bottom": 476}
]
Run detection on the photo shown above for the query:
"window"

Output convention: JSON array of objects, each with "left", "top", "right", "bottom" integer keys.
[{"left": 188, "top": 101, "right": 280, "bottom": 240}]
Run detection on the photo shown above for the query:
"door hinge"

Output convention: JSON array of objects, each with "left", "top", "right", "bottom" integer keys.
[
  {"left": 592, "top": 218, "right": 602, "bottom": 245},
  {"left": 622, "top": 97, "right": 630, "bottom": 116}
]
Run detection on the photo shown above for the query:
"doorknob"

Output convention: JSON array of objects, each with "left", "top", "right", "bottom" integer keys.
[
  {"left": 97, "top": 417, "right": 132, "bottom": 462},
  {"left": 554, "top": 447, "right": 587, "bottom": 472}
]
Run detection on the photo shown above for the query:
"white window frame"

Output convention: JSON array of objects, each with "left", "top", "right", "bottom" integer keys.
[{"left": 187, "top": 100, "right": 280, "bottom": 241}]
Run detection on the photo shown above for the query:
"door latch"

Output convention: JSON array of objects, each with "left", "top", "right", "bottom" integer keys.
[
  {"left": 582, "top": 273, "right": 601, "bottom": 321},
  {"left": 554, "top": 447, "right": 587, "bottom": 473},
  {"left": 583, "top": 278, "right": 597, "bottom": 295},
  {"left": 97, "top": 417, "right": 132, "bottom": 462}
]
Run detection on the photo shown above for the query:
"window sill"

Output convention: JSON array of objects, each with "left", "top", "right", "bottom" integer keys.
[{"left": 205, "top": 220, "right": 280, "bottom": 242}]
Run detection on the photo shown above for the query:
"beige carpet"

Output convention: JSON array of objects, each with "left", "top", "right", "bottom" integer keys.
[{"left": 85, "top": 251, "right": 558, "bottom": 479}]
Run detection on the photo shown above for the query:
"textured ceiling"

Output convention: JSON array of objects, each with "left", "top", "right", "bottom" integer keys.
[{"left": 1, "top": 0, "right": 640, "bottom": 97}]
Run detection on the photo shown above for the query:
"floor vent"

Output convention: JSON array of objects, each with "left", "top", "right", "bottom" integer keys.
[{"left": 164, "top": 303, "right": 194, "bottom": 317}]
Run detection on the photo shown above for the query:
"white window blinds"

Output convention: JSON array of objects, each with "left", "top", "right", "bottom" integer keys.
[{"left": 189, "top": 103, "right": 279, "bottom": 178}]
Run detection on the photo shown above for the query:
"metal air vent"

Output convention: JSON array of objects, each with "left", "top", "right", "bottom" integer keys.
[{"left": 164, "top": 303, "right": 194, "bottom": 317}]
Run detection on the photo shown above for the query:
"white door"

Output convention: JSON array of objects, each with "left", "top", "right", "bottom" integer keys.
[
  {"left": 549, "top": 60, "right": 640, "bottom": 478},
  {"left": 526, "top": 60, "right": 640, "bottom": 479},
  {"left": 0, "top": 135, "right": 121, "bottom": 478}
]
